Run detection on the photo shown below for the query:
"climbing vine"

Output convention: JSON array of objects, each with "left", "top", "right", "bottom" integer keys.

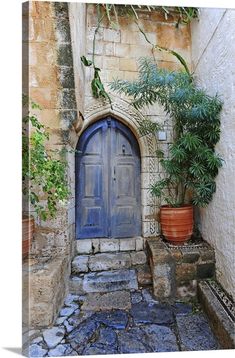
[{"left": 22, "top": 95, "right": 70, "bottom": 220}]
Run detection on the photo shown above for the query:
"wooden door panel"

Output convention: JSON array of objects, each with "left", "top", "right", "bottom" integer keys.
[
  {"left": 82, "top": 207, "right": 102, "bottom": 227},
  {"left": 111, "top": 120, "right": 141, "bottom": 238},
  {"left": 76, "top": 117, "right": 141, "bottom": 239},
  {"left": 114, "top": 206, "right": 135, "bottom": 237},
  {"left": 84, "top": 130, "right": 102, "bottom": 155},
  {"left": 116, "top": 131, "right": 133, "bottom": 156},
  {"left": 83, "top": 164, "right": 102, "bottom": 198},
  {"left": 76, "top": 122, "right": 108, "bottom": 238},
  {"left": 116, "top": 163, "right": 135, "bottom": 198}
]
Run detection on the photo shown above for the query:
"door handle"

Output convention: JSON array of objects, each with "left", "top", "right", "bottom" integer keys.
[{"left": 113, "top": 166, "right": 116, "bottom": 181}]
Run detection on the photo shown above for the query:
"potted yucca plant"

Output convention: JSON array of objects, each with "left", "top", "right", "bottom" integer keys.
[
  {"left": 110, "top": 58, "right": 223, "bottom": 244},
  {"left": 22, "top": 95, "right": 70, "bottom": 257}
]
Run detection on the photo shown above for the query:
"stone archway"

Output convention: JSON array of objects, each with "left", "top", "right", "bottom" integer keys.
[{"left": 76, "top": 96, "right": 160, "bottom": 237}]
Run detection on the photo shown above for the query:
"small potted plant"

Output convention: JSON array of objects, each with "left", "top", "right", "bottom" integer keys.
[
  {"left": 22, "top": 95, "right": 70, "bottom": 257},
  {"left": 110, "top": 57, "right": 223, "bottom": 244}
]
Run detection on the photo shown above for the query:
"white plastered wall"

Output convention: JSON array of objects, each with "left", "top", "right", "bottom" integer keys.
[{"left": 191, "top": 8, "right": 235, "bottom": 299}]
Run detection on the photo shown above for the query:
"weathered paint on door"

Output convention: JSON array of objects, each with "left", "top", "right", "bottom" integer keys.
[{"left": 76, "top": 117, "right": 141, "bottom": 239}]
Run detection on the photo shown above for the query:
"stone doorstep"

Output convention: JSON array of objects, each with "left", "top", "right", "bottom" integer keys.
[
  {"left": 83, "top": 269, "right": 138, "bottom": 293},
  {"left": 198, "top": 280, "right": 235, "bottom": 349},
  {"left": 71, "top": 251, "right": 147, "bottom": 274},
  {"left": 76, "top": 237, "right": 145, "bottom": 254},
  {"left": 69, "top": 268, "right": 139, "bottom": 295}
]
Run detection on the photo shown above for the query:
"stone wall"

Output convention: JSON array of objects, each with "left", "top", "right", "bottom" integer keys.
[
  {"left": 147, "top": 238, "right": 216, "bottom": 301},
  {"left": 23, "top": 257, "right": 70, "bottom": 328},
  {"left": 80, "top": 4, "right": 192, "bottom": 237},
  {"left": 23, "top": 2, "right": 77, "bottom": 259},
  {"left": 191, "top": 9, "right": 235, "bottom": 300},
  {"left": 27, "top": 1, "right": 79, "bottom": 261},
  {"left": 23, "top": 1, "right": 86, "bottom": 328}
]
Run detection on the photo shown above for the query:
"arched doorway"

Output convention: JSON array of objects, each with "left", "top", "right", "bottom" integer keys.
[{"left": 76, "top": 116, "right": 141, "bottom": 239}]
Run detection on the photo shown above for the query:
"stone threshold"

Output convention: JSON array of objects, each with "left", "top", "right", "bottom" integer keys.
[
  {"left": 72, "top": 237, "right": 152, "bottom": 292},
  {"left": 76, "top": 236, "right": 146, "bottom": 254},
  {"left": 198, "top": 280, "right": 235, "bottom": 349}
]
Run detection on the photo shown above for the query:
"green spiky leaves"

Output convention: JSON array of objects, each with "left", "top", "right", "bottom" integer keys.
[{"left": 110, "top": 57, "right": 223, "bottom": 207}]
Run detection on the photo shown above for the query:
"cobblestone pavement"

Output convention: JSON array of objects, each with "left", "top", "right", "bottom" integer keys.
[{"left": 24, "top": 288, "right": 221, "bottom": 357}]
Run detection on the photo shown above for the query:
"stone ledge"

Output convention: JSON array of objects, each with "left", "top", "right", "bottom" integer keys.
[
  {"left": 198, "top": 280, "right": 235, "bottom": 349},
  {"left": 146, "top": 237, "right": 216, "bottom": 301},
  {"left": 22, "top": 257, "right": 69, "bottom": 328}
]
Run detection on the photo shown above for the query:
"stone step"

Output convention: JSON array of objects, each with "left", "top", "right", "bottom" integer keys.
[
  {"left": 89, "top": 252, "right": 131, "bottom": 272},
  {"left": 69, "top": 269, "right": 138, "bottom": 294},
  {"left": 81, "top": 291, "right": 132, "bottom": 311},
  {"left": 71, "top": 251, "right": 147, "bottom": 274},
  {"left": 84, "top": 269, "right": 138, "bottom": 293},
  {"left": 76, "top": 237, "right": 145, "bottom": 255}
]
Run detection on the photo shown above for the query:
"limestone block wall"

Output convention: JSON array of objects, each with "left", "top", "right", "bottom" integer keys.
[
  {"left": 23, "top": 1, "right": 85, "bottom": 328},
  {"left": 81, "top": 4, "right": 192, "bottom": 237},
  {"left": 25, "top": 1, "right": 79, "bottom": 261},
  {"left": 191, "top": 8, "right": 235, "bottom": 300}
]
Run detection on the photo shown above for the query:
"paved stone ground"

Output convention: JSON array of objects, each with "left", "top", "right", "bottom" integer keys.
[{"left": 24, "top": 288, "right": 221, "bottom": 357}]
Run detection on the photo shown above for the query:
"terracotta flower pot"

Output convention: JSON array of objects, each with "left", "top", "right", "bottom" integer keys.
[
  {"left": 22, "top": 215, "right": 34, "bottom": 258},
  {"left": 160, "top": 205, "right": 193, "bottom": 245}
]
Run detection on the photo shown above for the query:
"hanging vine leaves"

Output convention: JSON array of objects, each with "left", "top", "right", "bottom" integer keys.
[
  {"left": 80, "top": 55, "right": 92, "bottom": 67},
  {"left": 22, "top": 96, "right": 70, "bottom": 221},
  {"left": 81, "top": 56, "right": 113, "bottom": 108},
  {"left": 136, "top": 23, "right": 191, "bottom": 76}
]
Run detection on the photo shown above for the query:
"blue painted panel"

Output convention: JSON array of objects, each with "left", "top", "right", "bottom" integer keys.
[
  {"left": 110, "top": 120, "right": 141, "bottom": 237},
  {"left": 76, "top": 120, "right": 109, "bottom": 239},
  {"left": 76, "top": 117, "right": 141, "bottom": 239}
]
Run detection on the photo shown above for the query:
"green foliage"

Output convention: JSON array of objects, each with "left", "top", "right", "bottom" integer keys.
[
  {"left": 138, "top": 119, "right": 162, "bottom": 137},
  {"left": 97, "top": 4, "right": 199, "bottom": 28},
  {"left": 176, "top": 7, "right": 199, "bottom": 26},
  {"left": 22, "top": 96, "right": 70, "bottom": 221},
  {"left": 110, "top": 58, "right": 223, "bottom": 207}
]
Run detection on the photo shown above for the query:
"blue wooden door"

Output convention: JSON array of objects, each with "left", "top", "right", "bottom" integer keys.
[{"left": 76, "top": 117, "right": 141, "bottom": 239}]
